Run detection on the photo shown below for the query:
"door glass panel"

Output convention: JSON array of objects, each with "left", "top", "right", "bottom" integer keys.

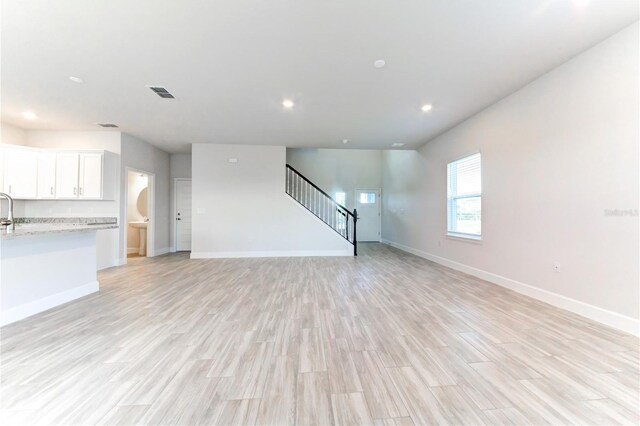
[{"left": 359, "top": 192, "right": 376, "bottom": 204}]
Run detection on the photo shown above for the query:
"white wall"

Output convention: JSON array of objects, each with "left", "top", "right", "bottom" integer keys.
[
  {"left": 192, "top": 144, "right": 353, "bottom": 257},
  {"left": 120, "top": 133, "right": 170, "bottom": 261},
  {"left": 26, "top": 130, "right": 121, "bottom": 153},
  {"left": 382, "top": 23, "right": 639, "bottom": 334},
  {"left": 169, "top": 154, "right": 192, "bottom": 251},
  {"left": 286, "top": 148, "right": 383, "bottom": 210},
  {"left": 1, "top": 123, "right": 27, "bottom": 146}
]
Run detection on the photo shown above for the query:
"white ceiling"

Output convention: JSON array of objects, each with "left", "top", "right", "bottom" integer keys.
[{"left": 1, "top": 1, "right": 638, "bottom": 153}]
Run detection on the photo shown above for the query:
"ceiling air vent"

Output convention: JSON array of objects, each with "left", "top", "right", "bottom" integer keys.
[
  {"left": 147, "top": 86, "right": 175, "bottom": 99},
  {"left": 97, "top": 123, "right": 118, "bottom": 128}
]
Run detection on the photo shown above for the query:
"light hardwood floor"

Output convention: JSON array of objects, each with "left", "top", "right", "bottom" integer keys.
[{"left": 1, "top": 243, "right": 638, "bottom": 425}]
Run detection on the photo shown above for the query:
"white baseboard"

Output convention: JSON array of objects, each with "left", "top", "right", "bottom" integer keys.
[
  {"left": 127, "top": 247, "right": 139, "bottom": 254},
  {"left": 154, "top": 247, "right": 170, "bottom": 256},
  {"left": 382, "top": 239, "right": 640, "bottom": 337},
  {"left": 1, "top": 281, "right": 99, "bottom": 327},
  {"left": 191, "top": 250, "right": 352, "bottom": 259},
  {"left": 97, "top": 258, "right": 120, "bottom": 271},
  {"left": 169, "top": 246, "right": 176, "bottom": 253}
]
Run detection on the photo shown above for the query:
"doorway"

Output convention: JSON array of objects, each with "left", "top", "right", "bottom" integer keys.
[
  {"left": 355, "top": 188, "right": 381, "bottom": 242},
  {"left": 175, "top": 178, "right": 192, "bottom": 251},
  {"left": 125, "top": 168, "right": 155, "bottom": 261}
]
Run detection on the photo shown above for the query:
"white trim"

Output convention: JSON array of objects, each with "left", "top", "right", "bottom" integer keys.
[
  {"left": 446, "top": 149, "right": 482, "bottom": 165},
  {"left": 446, "top": 232, "right": 482, "bottom": 243},
  {"left": 1, "top": 281, "right": 99, "bottom": 326},
  {"left": 97, "top": 259, "right": 120, "bottom": 271},
  {"left": 170, "top": 246, "right": 176, "bottom": 253},
  {"left": 191, "top": 250, "right": 352, "bottom": 259},
  {"left": 154, "top": 247, "right": 170, "bottom": 256},
  {"left": 447, "top": 152, "right": 482, "bottom": 239},
  {"left": 382, "top": 239, "right": 640, "bottom": 337},
  {"left": 127, "top": 247, "right": 139, "bottom": 254},
  {"left": 124, "top": 167, "right": 156, "bottom": 262}
]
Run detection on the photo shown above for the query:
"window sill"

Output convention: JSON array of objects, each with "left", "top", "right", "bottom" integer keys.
[{"left": 446, "top": 232, "right": 482, "bottom": 243}]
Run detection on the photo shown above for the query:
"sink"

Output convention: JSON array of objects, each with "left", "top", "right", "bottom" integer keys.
[{"left": 128, "top": 221, "right": 149, "bottom": 255}]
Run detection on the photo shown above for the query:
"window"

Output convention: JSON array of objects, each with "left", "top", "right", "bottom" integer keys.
[
  {"left": 359, "top": 192, "right": 376, "bottom": 204},
  {"left": 335, "top": 192, "right": 346, "bottom": 206},
  {"left": 447, "top": 153, "right": 481, "bottom": 239}
]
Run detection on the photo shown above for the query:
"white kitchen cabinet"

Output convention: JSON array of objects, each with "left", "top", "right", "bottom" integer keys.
[
  {"left": 37, "top": 152, "right": 57, "bottom": 199},
  {"left": 55, "top": 153, "right": 80, "bottom": 199},
  {"left": 1, "top": 145, "right": 117, "bottom": 201},
  {"left": 3, "top": 147, "right": 38, "bottom": 199},
  {"left": 79, "top": 153, "right": 103, "bottom": 199}
]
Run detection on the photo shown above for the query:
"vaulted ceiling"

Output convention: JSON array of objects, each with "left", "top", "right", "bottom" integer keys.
[{"left": 2, "top": 0, "right": 638, "bottom": 153}]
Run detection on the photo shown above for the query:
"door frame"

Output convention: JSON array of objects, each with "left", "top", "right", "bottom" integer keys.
[
  {"left": 174, "top": 178, "right": 192, "bottom": 252},
  {"left": 123, "top": 167, "right": 156, "bottom": 263},
  {"left": 354, "top": 188, "right": 382, "bottom": 242}
]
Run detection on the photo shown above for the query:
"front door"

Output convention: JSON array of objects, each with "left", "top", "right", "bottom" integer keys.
[
  {"left": 175, "top": 179, "right": 192, "bottom": 251},
  {"left": 355, "top": 189, "right": 381, "bottom": 242}
]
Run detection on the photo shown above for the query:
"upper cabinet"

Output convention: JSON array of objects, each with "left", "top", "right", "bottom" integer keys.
[
  {"left": 1, "top": 145, "right": 118, "bottom": 200},
  {"left": 79, "top": 153, "right": 103, "bottom": 199},
  {"left": 55, "top": 153, "right": 80, "bottom": 199},
  {"left": 3, "top": 147, "right": 38, "bottom": 198},
  {"left": 37, "top": 152, "right": 57, "bottom": 199}
]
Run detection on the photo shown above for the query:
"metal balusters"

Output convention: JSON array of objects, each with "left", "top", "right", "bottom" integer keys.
[{"left": 284, "top": 164, "right": 357, "bottom": 255}]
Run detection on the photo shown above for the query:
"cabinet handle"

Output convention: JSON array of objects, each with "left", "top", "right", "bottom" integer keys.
[
  {"left": 79, "top": 187, "right": 83, "bottom": 196},
  {"left": 73, "top": 187, "right": 77, "bottom": 195},
  {"left": 50, "top": 187, "right": 54, "bottom": 195}
]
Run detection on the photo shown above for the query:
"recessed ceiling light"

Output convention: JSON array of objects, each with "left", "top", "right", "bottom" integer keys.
[
  {"left": 373, "top": 59, "right": 386, "bottom": 69},
  {"left": 421, "top": 104, "right": 433, "bottom": 112},
  {"left": 22, "top": 111, "right": 37, "bottom": 120},
  {"left": 69, "top": 76, "right": 84, "bottom": 83},
  {"left": 282, "top": 99, "right": 295, "bottom": 109},
  {"left": 392, "top": 143, "right": 405, "bottom": 147},
  {"left": 342, "top": 139, "right": 349, "bottom": 144}
]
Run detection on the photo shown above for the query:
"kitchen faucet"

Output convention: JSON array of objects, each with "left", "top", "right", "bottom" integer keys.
[{"left": 0, "top": 192, "right": 15, "bottom": 231}]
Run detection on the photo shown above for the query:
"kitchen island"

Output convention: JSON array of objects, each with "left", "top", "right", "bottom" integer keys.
[{"left": 0, "top": 218, "right": 118, "bottom": 326}]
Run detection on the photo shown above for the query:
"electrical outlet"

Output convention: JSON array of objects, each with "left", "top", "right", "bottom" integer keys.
[{"left": 553, "top": 262, "right": 561, "bottom": 273}]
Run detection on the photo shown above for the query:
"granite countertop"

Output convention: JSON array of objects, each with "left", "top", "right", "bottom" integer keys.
[{"left": 1, "top": 217, "right": 118, "bottom": 239}]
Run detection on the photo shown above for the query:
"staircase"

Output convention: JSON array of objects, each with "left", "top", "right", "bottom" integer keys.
[{"left": 285, "top": 164, "right": 358, "bottom": 256}]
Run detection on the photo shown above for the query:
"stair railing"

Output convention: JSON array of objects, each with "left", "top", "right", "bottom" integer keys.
[{"left": 285, "top": 164, "right": 357, "bottom": 256}]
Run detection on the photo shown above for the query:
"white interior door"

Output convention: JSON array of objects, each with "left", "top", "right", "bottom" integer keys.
[
  {"left": 175, "top": 179, "right": 192, "bottom": 251},
  {"left": 355, "top": 189, "right": 381, "bottom": 242}
]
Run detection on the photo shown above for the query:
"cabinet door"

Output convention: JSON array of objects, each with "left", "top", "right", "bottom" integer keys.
[
  {"left": 79, "top": 153, "right": 103, "bottom": 199},
  {"left": 56, "top": 153, "right": 80, "bottom": 198},
  {"left": 4, "top": 147, "right": 38, "bottom": 198},
  {"left": 37, "top": 152, "right": 57, "bottom": 199}
]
